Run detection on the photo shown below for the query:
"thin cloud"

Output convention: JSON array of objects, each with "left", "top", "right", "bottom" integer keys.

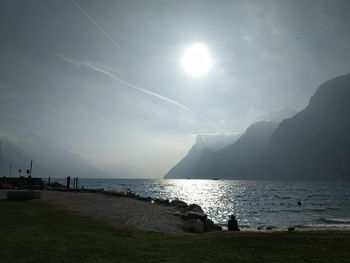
[
  {"left": 68, "top": 0, "right": 227, "bottom": 133},
  {"left": 0, "top": 111, "right": 41, "bottom": 125},
  {"left": 58, "top": 54, "right": 226, "bottom": 133},
  {"left": 70, "top": 0, "right": 152, "bottom": 82}
]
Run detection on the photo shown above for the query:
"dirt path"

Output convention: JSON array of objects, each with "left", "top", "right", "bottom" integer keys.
[{"left": 0, "top": 190, "right": 184, "bottom": 232}]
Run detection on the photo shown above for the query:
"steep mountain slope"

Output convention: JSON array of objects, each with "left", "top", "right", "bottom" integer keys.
[
  {"left": 164, "top": 133, "right": 240, "bottom": 179},
  {"left": 260, "top": 73, "right": 350, "bottom": 180},
  {"left": 165, "top": 107, "right": 296, "bottom": 180},
  {"left": 257, "top": 107, "right": 297, "bottom": 123},
  {"left": 166, "top": 73, "right": 350, "bottom": 181},
  {"left": 189, "top": 121, "right": 279, "bottom": 179}
]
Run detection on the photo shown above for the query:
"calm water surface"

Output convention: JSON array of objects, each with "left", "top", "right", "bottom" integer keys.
[{"left": 57, "top": 178, "right": 350, "bottom": 231}]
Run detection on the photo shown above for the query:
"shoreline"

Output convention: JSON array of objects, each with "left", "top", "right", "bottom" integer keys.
[
  {"left": 1, "top": 188, "right": 350, "bottom": 234},
  {"left": 0, "top": 189, "right": 222, "bottom": 233},
  {"left": 2, "top": 198, "right": 350, "bottom": 263}
]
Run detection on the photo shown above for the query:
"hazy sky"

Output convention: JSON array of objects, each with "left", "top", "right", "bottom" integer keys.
[{"left": 1, "top": 0, "right": 350, "bottom": 178}]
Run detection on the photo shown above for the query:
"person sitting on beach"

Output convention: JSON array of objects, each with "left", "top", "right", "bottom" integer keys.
[{"left": 228, "top": 214, "right": 240, "bottom": 231}]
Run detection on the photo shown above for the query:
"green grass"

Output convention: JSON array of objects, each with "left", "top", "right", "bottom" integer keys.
[{"left": 1, "top": 199, "right": 350, "bottom": 263}]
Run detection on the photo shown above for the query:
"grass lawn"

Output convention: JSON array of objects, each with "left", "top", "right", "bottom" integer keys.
[{"left": 1, "top": 199, "right": 350, "bottom": 263}]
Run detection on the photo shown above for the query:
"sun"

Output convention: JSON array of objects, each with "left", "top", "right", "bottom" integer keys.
[{"left": 181, "top": 43, "right": 212, "bottom": 76}]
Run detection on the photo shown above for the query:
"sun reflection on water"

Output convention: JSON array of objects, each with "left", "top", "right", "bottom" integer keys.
[
  {"left": 144, "top": 179, "right": 245, "bottom": 225},
  {"left": 71, "top": 178, "right": 350, "bottom": 229}
]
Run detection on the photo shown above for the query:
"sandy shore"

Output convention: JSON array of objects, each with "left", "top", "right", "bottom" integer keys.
[{"left": 0, "top": 190, "right": 185, "bottom": 232}]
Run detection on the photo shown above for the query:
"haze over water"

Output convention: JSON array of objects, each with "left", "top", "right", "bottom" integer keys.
[{"left": 59, "top": 178, "right": 350, "bottom": 231}]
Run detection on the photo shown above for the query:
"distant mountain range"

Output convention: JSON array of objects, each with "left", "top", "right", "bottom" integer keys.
[
  {"left": 165, "top": 73, "right": 350, "bottom": 181},
  {"left": 259, "top": 73, "right": 350, "bottom": 181},
  {"left": 188, "top": 121, "right": 280, "bottom": 180},
  {"left": 164, "top": 109, "right": 295, "bottom": 179},
  {"left": 164, "top": 133, "right": 241, "bottom": 179},
  {"left": 0, "top": 132, "right": 105, "bottom": 178}
]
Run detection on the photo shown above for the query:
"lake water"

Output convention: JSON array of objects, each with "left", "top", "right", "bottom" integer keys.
[{"left": 57, "top": 178, "right": 350, "bottom": 231}]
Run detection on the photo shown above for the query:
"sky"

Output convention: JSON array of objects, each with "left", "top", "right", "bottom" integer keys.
[{"left": 1, "top": 0, "right": 350, "bottom": 178}]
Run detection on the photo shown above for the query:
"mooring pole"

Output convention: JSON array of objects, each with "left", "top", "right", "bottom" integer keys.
[
  {"left": 66, "top": 176, "right": 71, "bottom": 189},
  {"left": 29, "top": 160, "right": 33, "bottom": 178},
  {"left": 0, "top": 141, "right": 3, "bottom": 177}
]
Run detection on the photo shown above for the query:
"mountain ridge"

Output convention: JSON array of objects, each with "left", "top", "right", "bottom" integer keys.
[{"left": 165, "top": 73, "right": 350, "bottom": 181}]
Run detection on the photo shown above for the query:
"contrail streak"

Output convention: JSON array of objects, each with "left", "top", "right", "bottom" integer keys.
[
  {"left": 92, "top": 65, "right": 226, "bottom": 132},
  {"left": 59, "top": 55, "right": 226, "bottom": 132},
  {"left": 93, "top": 65, "right": 225, "bottom": 132},
  {"left": 71, "top": 0, "right": 148, "bottom": 80},
  {"left": 69, "top": 1, "right": 226, "bottom": 133}
]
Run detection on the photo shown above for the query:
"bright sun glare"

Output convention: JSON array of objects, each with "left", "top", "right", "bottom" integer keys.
[{"left": 181, "top": 43, "right": 212, "bottom": 76}]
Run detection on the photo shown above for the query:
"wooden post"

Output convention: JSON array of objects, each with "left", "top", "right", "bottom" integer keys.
[
  {"left": 29, "top": 160, "right": 33, "bottom": 178},
  {"left": 9, "top": 161, "right": 12, "bottom": 177},
  {"left": 73, "top": 177, "right": 78, "bottom": 188},
  {"left": 0, "top": 141, "right": 3, "bottom": 177},
  {"left": 66, "top": 176, "right": 71, "bottom": 189}
]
